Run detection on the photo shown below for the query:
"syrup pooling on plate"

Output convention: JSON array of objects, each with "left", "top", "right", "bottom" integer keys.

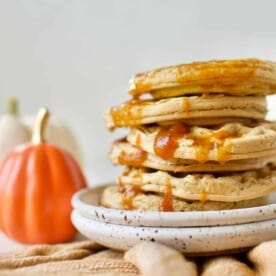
[{"left": 154, "top": 122, "right": 190, "bottom": 160}]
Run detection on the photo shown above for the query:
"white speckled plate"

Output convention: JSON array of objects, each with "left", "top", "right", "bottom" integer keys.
[
  {"left": 71, "top": 210, "right": 276, "bottom": 255},
  {"left": 72, "top": 186, "right": 276, "bottom": 227}
]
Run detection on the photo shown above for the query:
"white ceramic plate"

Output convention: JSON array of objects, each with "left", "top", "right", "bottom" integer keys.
[
  {"left": 71, "top": 210, "right": 276, "bottom": 255},
  {"left": 72, "top": 186, "right": 276, "bottom": 227}
]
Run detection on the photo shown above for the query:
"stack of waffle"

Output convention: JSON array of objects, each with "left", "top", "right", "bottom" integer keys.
[{"left": 102, "top": 59, "right": 276, "bottom": 211}]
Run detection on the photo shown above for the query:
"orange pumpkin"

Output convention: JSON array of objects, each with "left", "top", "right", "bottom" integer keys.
[{"left": 0, "top": 108, "right": 87, "bottom": 244}]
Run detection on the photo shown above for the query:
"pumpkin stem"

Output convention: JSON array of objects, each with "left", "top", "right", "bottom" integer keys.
[
  {"left": 7, "top": 97, "right": 18, "bottom": 115},
  {"left": 32, "top": 108, "right": 50, "bottom": 144}
]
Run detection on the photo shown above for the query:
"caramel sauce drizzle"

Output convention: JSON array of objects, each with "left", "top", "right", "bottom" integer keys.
[
  {"left": 194, "top": 139, "right": 210, "bottom": 163},
  {"left": 119, "top": 169, "right": 143, "bottom": 210},
  {"left": 193, "top": 130, "right": 233, "bottom": 164},
  {"left": 154, "top": 123, "right": 233, "bottom": 163},
  {"left": 135, "top": 134, "right": 142, "bottom": 149},
  {"left": 154, "top": 122, "right": 190, "bottom": 160},
  {"left": 200, "top": 191, "right": 208, "bottom": 204},
  {"left": 118, "top": 150, "right": 147, "bottom": 167},
  {"left": 216, "top": 144, "right": 232, "bottom": 164},
  {"left": 130, "top": 59, "right": 261, "bottom": 95},
  {"left": 160, "top": 179, "right": 173, "bottom": 212},
  {"left": 118, "top": 178, "right": 125, "bottom": 193},
  {"left": 121, "top": 185, "right": 142, "bottom": 210},
  {"left": 183, "top": 99, "right": 190, "bottom": 114},
  {"left": 133, "top": 82, "right": 152, "bottom": 93},
  {"left": 110, "top": 96, "right": 149, "bottom": 126},
  {"left": 175, "top": 59, "right": 260, "bottom": 84}
]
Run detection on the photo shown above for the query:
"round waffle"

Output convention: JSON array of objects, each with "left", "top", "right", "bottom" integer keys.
[
  {"left": 105, "top": 95, "right": 266, "bottom": 129},
  {"left": 127, "top": 122, "right": 276, "bottom": 162},
  {"left": 110, "top": 140, "right": 276, "bottom": 172},
  {"left": 128, "top": 59, "right": 276, "bottom": 98},
  {"left": 117, "top": 165, "right": 276, "bottom": 202},
  {"left": 101, "top": 185, "right": 267, "bottom": 211}
]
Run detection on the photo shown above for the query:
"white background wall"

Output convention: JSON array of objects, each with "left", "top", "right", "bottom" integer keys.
[{"left": 0, "top": 0, "right": 275, "bottom": 185}]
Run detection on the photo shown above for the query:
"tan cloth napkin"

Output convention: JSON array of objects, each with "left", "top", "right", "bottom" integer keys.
[
  {"left": 0, "top": 241, "right": 138, "bottom": 275},
  {"left": 1, "top": 240, "right": 276, "bottom": 275}
]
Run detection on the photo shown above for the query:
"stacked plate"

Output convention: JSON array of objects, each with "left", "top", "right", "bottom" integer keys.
[{"left": 71, "top": 185, "right": 276, "bottom": 255}]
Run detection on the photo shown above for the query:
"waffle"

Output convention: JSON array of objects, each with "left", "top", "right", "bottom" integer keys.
[
  {"left": 129, "top": 59, "right": 276, "bottom": 98},
  {"left": 127, "top": 122, "right": 276, "bottom": 162},
  {"left": 105, "top": 95, "right": 266, "bottom": 129},
  {"left": 101, "top": 185, "right": 267, "bottom": 211},
  {"left": 117, "top": 166, "right": 276, "bottom": 203},
  {"left": 110, "top": 140, "right": 276, "bottom": 172}
]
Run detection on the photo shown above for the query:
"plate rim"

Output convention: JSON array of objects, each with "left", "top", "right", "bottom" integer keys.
[
  {"left": 72, "top": 185, "right": 276, "bottom": 227},
  {"left": 71, "top": 210, "right": 276, "bottom": 255}
]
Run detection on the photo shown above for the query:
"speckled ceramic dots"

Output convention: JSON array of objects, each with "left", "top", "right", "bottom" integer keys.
[
  {"left": 71, "top": 210, "right": 276, "bottom": 255},
  {"left": 71, "top": 185, "right": 276, "bottom": 255}
]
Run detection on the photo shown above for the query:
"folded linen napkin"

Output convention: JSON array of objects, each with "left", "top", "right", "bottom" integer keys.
[
  {"left": 1, "top": 240, "right": 276, "bottom": 275},
  {"left": 0, "top": 240, "right": 138, "bottom": 275}
]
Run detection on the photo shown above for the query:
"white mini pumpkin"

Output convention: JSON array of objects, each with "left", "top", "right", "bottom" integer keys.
[
  {"left": 0, "top": 98, "right": 84, "bottom": 167},
  {"left": 0, "top": 98, "right": 31, "bottom": 160}
]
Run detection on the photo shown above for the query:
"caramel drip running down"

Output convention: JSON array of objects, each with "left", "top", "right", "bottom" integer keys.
[
  {"left": 119, "top": 169, "right": 143, "bottom": 210},
  {"left": 213, "top": 130, "right": 233, "bottom": 163},
  {"left": 121, "top": 185, "right": 142, "bottom": 210},
  {"left": 194, "top": 139, "right": 210, "bottom": 163},
  {"left": 160, "top": 179, "right": 173, "bottom": 212},
  {"left": 216, "top": 144, "right": 232, "bottom": 164},
  {"left": 110, "top": 97, "right": 149, "bottom": 126},
  {"left": 183, "top": 99, "right": 190, "bottom": 114},
  {"left": 118, "top": 150, "right": 147, "bottom": 167},
  {"left": 200, "top": 191, "right": 208, "bottom": 204},
  {"left": 118, "top": 169, "right": 130, "bottom": 191},
  {"left": 131, "top": 81, "right": 152, "bottom": 95},
  {"left": 154, "top": 122, "right": 190, "bottom": 160},
  {"left": 118, "top": 178, "right": 124, "bottom": 193},
  {"left": 135, "top": 134, "right": 142, "bottom": 149},
  {"left": 194, "top": 130, "right": 233, "bottom": 164}
]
